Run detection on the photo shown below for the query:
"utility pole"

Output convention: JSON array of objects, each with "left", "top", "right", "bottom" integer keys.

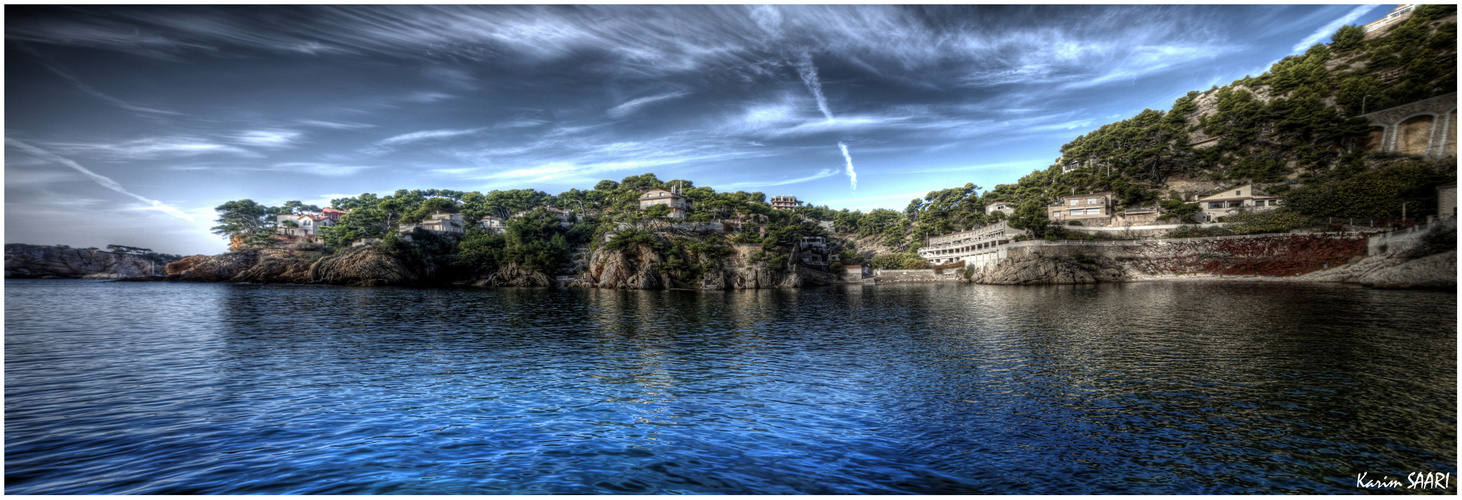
[{"left": 1361, "top": 95, "right": 1372, "bottom": 115}]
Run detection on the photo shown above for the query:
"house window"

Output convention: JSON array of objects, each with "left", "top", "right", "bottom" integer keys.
[
  {"left": 1235, "top": 190, "right": 1242, "bottom": 196},
  {"left": 1087, "top": 198, "right": 1097, "bottom": 204},
  {"left": 1086, "top": 208, "right": 1101, "bottom": 215},
  {"left": 1209, "top": 202, "right": 1225, "bottom": 209},
  {"left": 1070, "top": 199, "right": 1080, "bottom": 206},
  {"left": 1227, "top": 201, "right": 1242, "bottom": 208},
  {"left": 1070, "top": 209, "right": 1082, "bottom": 216}
]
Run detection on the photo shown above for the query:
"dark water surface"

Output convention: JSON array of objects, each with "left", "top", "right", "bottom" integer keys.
[{"left": 5, "top": 279, "right": 1455, "bottom": 494}]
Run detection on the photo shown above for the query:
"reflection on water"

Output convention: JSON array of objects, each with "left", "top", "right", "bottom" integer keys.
[{"left": 5, "top": 280, "right": 1455, "bottom": 494}]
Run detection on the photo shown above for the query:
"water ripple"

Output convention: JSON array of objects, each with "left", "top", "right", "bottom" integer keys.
[{"left": 5, "top": 280, "right": 1455, "bottom": 494}]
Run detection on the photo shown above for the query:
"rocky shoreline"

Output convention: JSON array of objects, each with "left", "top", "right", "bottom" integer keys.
[{"left": 8, "top": 222, "right": 1454, "bottom": 290}]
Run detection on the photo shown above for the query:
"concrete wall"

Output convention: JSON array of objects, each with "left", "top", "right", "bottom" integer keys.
[
  {"left": 873, "top": 268, "right": 961, "bottom": 283},
  {"left": 1368, "top": 219, "right": 1455, "bottom": 255}
]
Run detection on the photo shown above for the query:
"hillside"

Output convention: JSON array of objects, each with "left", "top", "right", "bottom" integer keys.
[{"left": 870, "top": 4, "right": 1457, "bottom": 250}]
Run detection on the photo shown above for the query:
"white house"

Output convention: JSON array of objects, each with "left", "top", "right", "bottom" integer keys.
[
  {"left": 399, "top": 212, "right": 465, "bottom": 234},
  {"left": 276, "top": 213, "right": 334, "bottom": 237},
  {"left": 1196, "top": 184, "right": 1280, "bottom": 222},
  {"left": 985, "top": 201, "right": 1016, "bottom": 216}
]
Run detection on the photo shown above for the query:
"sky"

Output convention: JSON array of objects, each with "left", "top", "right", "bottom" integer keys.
[{"left": 4, "top": 4, "right": 1388, "bottom": 255}]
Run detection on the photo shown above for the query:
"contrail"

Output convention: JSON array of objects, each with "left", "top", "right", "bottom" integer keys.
[
  {"left": 796, "top": 51, "right": 833, "bottom": 121},
  {"left": 838, "top": 141, "right": 857, "bottom": 191},
  {"left": 33, "top": 59, "right": 182, "bottom": 116},
  {"left": 6, "top": 138, "right": 194, "bottom": 221}
]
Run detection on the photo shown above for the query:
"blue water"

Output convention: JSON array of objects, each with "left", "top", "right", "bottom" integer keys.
[{"left": 5, "top": 279, "right": 1456, "bottom": 494}]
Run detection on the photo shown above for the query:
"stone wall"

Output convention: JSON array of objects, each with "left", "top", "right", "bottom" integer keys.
[
  {"left": 873, "top": 268, "right": 962, "bottom": 283},
  {"left": 999, "top": 233, "right": 1369, "bottom": 277},
  {"left": 1362, "top": 92, "right": 1456, "bottom": 160}
]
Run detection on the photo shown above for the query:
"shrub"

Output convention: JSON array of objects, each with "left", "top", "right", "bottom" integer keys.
[
  {"left": 1225, "top": 208, "right": 1314, "bottom": 235},
  {"left": 870, "top": 252, "right": 929, "bottom": 270},
  {"left": 1166, "top": 226, "right": 1235, "bottom": 238}
]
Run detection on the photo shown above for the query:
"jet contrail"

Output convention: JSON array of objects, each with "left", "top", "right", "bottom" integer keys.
[
  {"left": 6, "top": 138, "right": 194, "bottom": 221},
  {"left": 838, "top": 141, "right": 857, "bottom": 191},
  {"left": 796, "top": 51, "right": 833, "bottom": 121}
]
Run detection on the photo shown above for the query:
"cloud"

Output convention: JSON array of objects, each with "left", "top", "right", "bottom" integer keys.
[
  {"left": 44, "top": 136, "right": 252, "bottom": 159},
  {"left": 376, "top": 128, "right": 480, "bottom": 146},
  {"left": 795, "top": 51, "right": 833, "bottom": 120},
  {"left": 607, "top": 91, "right": 690, "bottom": 118},
  {"left": 298, "top": 119, "right": 375, "bottom": 129},
  {"left": 404, "top": 91, "right": 456, "bottom": 103},
  {"left": 232, "top": 130, "right": 302, "bottom": 148},
  {"left": 32, "top": 57, "right": 182, "bottom": 116},
  {"left": 270, "top": 162, "right": 371, "bottom": 176},
  {"left": 1292, "top": 5, "right": 1375, "bottom": 53},
  {"left": 838, "top": 141, "right": 857, "bottom": 191},
  {"left": 719, "top": 168, "right": 839, "bottom": 189},
  {"left": 6, "top": 138, "right": 194, "bottom": 221}
]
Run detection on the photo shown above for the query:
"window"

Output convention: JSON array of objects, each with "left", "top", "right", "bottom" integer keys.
[
  {"left": 1070, "top": 199, "right": 1080, "bottom": 206},
  {"left": 1209, "top": 202, "right": 1225, "bottom": 209},
  {"left": 1227, "top": 201, "right": 1242, "bottom": 208},
  {"left": 1070, "top": 209, "right": 1082, "bottom": 216},
  {"left": 1086, "top": 208, "right": 1101, "bottom": 215},
  {"left": 1236, "top": 190, "right": 1242, "bottom": 196},
  {"left": 1087, "top": 198, "right": 1098, "bottom": 204}
]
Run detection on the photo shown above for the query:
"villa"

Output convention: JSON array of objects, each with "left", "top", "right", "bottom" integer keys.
[
  {"left": 638, "top": 185, "right": 689, "bottom": 219},
  {"left": 276, "top": 213, "right": 335, "bottom": 237},
  {"left": 770, "top": 196, "right": 802, "bottom": 210},
  {"left": 985, "top": 201, "right": 1016, "bottom": 216},
  {"left": 1195, "top": 184, "right": 1280, "bottom": 222},
  {"left": 1048, "top": 192, "right": 1115, "bottom": 226},
  {"left": 399, "top": 212, "right": 466, "bottom": 234}
]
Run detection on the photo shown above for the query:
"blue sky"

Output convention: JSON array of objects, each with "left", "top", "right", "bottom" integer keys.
[{"left": 5, "top": 4, "right": 1387, "bottom": 255}]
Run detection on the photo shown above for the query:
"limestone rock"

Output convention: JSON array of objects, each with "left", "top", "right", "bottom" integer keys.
[
  {"left": 966, "top": 251, "right": 1129, "bottom": 285},
  {"left": 5, "top": 244, "right": 173, "bottom": 279},
  {"left": 589, "top": 244, "right": 665, "bottom": 289},
  {"left": 475, "top": 262, "right": 553, "bottom": 287},
  {"left": 309, "top": 247, "right": 421, "bottom": 286},
  {"left": 166, "top": 251, "right": 260, "bottom": 282},
  {"left": 232, "top": 248, "right": 325, "bottom": 284}
]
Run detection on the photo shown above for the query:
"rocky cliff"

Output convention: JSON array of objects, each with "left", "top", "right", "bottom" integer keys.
[
  {"left": 965, "top": 250, "right": 1129, "bottom": 285},
  {"left": 308, "top": 247, "right": 425, "bottom": 286},
  {"left": 586, "top": 240, "right": 803, "bottom": 290},
  {"left": 5, "top": 244, "right": 175, "bottom": 279}
]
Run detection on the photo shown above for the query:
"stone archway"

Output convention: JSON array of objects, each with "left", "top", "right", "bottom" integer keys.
[{"left": 1397, "top": 114, "right": 1434, "bottom": 155}]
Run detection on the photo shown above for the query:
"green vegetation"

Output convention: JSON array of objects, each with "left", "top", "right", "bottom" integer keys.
[{"left": 869, "top": 252, "right": 929, "bottom": 270}]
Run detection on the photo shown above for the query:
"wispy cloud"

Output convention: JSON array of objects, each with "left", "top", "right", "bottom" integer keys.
[
  {"left": 232, "top": 130, "right": 302, "bottom": 148},
  {"left": 270, "top": 162, "right": 371, "bottom": 176},
  {"left": 607, "top": 91, "right": 690, "bottom": 118},
  {"left": 7, "top": 138, "right": 193, "bottom": 220},
  {"left": 1293, "top": 5, "right": 1375, "bottom": 53},
  {"left": 44, "top": 136, "right": 251, "bottom": 159},
  {"left": 376, "top": 128, "right": 480, "bottom": 146},
  {"left": 405, "top": 91, "right": 456, "bottom": 103},
  {"left": 298, "top": 119, "right": 375, "bottom": 129},
  {"left": 719, "top": 168, "right": 840, "bottom": 189},
  {"left": 796, "top": 51, "right": 833, "bottom": 121},
  {"left": 838, "top": 141, "right": 857, "bottom": 191},
  {"left": 33, "top": 57, "right": 182, "bottom": 116}
]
